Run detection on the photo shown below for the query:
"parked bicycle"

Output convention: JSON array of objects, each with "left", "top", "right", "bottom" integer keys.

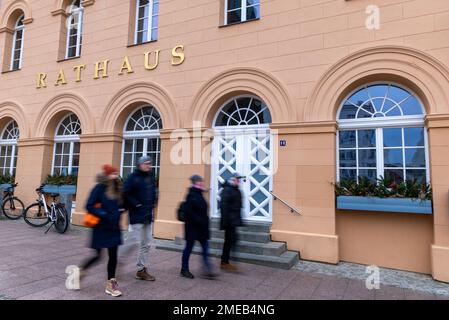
[
  {"left": 1, "top": 183, "right": 25, "bottom": 220},
  {"left": 23, "top": 184, "right": 69, "bottom": 234}
]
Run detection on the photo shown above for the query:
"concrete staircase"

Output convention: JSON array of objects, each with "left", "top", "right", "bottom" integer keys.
[{"left": 155, "top": 219, "right": 299, "bottom": 269}]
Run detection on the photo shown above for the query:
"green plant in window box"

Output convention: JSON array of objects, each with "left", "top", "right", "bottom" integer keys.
[
  {"left": 44, "top": 174, "right": 78, "bottom": 186},
  {"left": 0, "top": 175, "right": 15, "bottom": 185},
  {"left": 334, "top": 177, "right": 432, "bottom": 201}
]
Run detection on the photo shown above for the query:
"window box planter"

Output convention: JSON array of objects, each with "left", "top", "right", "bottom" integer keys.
[
  {"left": 43, "top": 185, "right": 77, "bottom": 195},
  {"left": 336, "top": 196, "right": 432, "bottom": 214},
  {"left": 0, "top": 183, "right": 12, "bottom": 191}
]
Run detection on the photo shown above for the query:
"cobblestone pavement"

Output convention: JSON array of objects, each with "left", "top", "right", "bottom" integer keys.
[{"left": 1, "top": 219, "right": 448, "bottom": 300}]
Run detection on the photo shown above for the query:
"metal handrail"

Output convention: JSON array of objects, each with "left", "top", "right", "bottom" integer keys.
[{"left": 270, "top": 191, "right": 301, "bottom": 215}]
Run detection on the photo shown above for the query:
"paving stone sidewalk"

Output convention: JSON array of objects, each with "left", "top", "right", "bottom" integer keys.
[{"left": 0, "top": 219, "right": 448, "bottom": 300}]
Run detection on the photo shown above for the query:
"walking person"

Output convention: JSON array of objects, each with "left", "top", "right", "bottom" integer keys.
[
  {"left": 220, "top": 173, "right": 244, "bottom": 272},
  {"left": 180, "top": 175, "right": 216, "bottom": 279},
  {"left": 122, "top": 156, "right": 157, "bottom": 281},
  {"left": 79, "top": 164, "right": 123, "bottom": 297}
]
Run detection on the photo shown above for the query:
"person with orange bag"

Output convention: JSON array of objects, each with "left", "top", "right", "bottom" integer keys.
[{"left": 78, "top": 164, "right": 124, "bottom": 297}]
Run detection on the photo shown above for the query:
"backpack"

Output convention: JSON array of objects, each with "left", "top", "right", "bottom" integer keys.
[{"left": 177, "top": 200, "right": 187, "bottom": 222}]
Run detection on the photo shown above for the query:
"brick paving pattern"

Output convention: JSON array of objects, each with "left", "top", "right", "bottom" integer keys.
[{"left": 0, "top": 220, "right": 447, "bottom": 300}]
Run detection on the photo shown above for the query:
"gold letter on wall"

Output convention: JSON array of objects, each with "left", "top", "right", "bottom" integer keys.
[
  {"left": 94, "top": 60, "right": 110, "bottom": 79},
  {"left": 144, "top": 50, "right": 160, "bottom": 70},
  {"left": 55, "top": 69, "right": 68, "bottom": 86},
  {"left": 119, "top": 56, "right": 134, "bottom": 75},
  {"left": 36, "top": 73, "right": 47, "bottom": 89},
  {"left": 171, "top": 45, "right": 185, "bottom": 66},
  {"left": 73, "top": 64, "right": 86, "bottom": 82}
]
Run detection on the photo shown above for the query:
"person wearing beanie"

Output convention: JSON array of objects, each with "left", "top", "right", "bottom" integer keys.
[
  {"left": 180, "top": 174, "right": 216, "bottom": 279},
  {"left": 121, "top": 155, "right": 157, "bottom": 281},
  {"left": 79, "top": 164, "right": 124, "bottom": 297}
]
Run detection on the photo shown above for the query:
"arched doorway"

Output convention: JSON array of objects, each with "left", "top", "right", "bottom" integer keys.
[
  {"left": 121, "top": 105, "right": 162, "bottom": 178},
  {"left": 211, "top": 95, "right": 273, "bottom": 222}
]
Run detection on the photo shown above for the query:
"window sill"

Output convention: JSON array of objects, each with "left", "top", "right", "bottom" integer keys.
[
  {"left": 219, "top": 17, "right": 260, "bottom": 28},
  {"left": 2, "top": 68, "right": 21, "bottom": 74},
  {"left": 57, "top": 56, "right": 81, "bottom": 63},
  {"left": 336, "top": 195, "right": 432, "bottom": 214},
  {"left": 127, "top": 40, "right": 158, "bottom": 48}
]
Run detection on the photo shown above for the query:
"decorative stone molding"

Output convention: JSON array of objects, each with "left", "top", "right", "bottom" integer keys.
[
  {"left": 305, "top": 45, "right": 449, "bottom": 122},
  {"left": 270, "top": 121, "right": 337, "bottom": 135},
  {"left": 17, "top": 137, "right": 54, "bottom": 147},
  {"left": 102, "top": 81, "right": 180, "bottom": 132},
  {"left": 0, "top": 26, "right": 13, "bottom": 34},
  {"left": 0, "top": 101, "right": 30, "bottom": 138},
  {"left": 35, "top": 93, "right": 95, "bottom": 137},
  {"left": 0, "top": 0, "right": 33, "bottom": 29},
  {"left": 51, "top": 9, "right": 68, "bottom": 17},
  {"left": 81, "top": 0, "right": 95, "bottom": 6},
  {"left": 189, "top": 67, "right": 295, "bottom": 127},
  {"left": 79, "top": 133, "right": 123, "bottom": 144},
  {"left": 425, "top": 113, "right": 449, "bottom": 129}
]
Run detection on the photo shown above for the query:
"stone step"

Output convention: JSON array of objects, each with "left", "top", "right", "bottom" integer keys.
[
  {"left": 174, "top": 236, "right": 286, "bottom": 256},
  {"left": 156, "top": 239, "right": 299, "bottom": 270},
  {"left": 209, "top": 219, "right": 272, "bottom": 233},
  {"left": 210, "top": 229, "right": 271, "bottom": 243}
]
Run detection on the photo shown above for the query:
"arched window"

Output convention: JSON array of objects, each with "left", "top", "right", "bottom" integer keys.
[
  {"left": 0, "top": 121, "right": 19, "bottom": 176},
  {"left": 135, "top": 0, "right": 159, "bottom": 44},
  {"left": 66, "top": 0, "right": 83, "bottom": 58},
  {"left": 121, "top": 106, "right": 162, "bottom": 178},
  {"left": 214, "top": 96, "right": 271, "bottom": 127},
  {"left": 337, "top": 83, "right": 429, "bottom": 184},
  {"left": 11, "top": 15, "right": 24, "bottom": 70},
  {"left": 52, "top": 114, "right": 81, "bottom": 176}
]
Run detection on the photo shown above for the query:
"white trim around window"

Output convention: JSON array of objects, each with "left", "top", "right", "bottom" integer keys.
[
  {"left": 134, "top": 0, "right": 159, "bottom": 44},
  {"left": 65, "top": 2, "right": 84, "bottom": 59},
  {"left": 10, "top": 15, "right": 24, "bottom": 70},
  {"left": 224, "top": 0, "right": 260, "bottom": 25}
]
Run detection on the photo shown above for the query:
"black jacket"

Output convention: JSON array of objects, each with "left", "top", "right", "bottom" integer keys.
[
  {"left": 184, "top": 186, "right": 210, "bottom": 241},
  {"left": 86, "top": 175, "right": 123, "bottom": 249},
  {"left": 220, "top": 181, "right": 243, "bottom": 230},
  {"left": 123, "top": 169, "right": 157, "bottom": 224}
]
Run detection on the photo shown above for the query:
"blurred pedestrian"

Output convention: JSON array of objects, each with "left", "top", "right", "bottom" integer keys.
[
  {"left": 220, "top": 173, "right": 243, "bottom": 271},
  {"left": 79, "top": 164, "right": 124, "bottom": 297},
  {"left": 122, "top": 156, "right": 157, "bottom": 281},
  {"left": 180, "top": 175, "right": 216, "bottom": 279}
]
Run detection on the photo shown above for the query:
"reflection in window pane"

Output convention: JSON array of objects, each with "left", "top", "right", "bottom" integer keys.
[
  {"left": 339, "top": 150, "right": 356, "bottom": 167},
  {"left": 385, "top": 169, "right": 404, "bottom": 183},
  {"left": 404, "top": 127, "right": 424, "bottom": 146},
  {"left": 228, "top": 0, "right": 242, "bottom": 10},
  {"left": 340, "top": 169, "right": 356, "bottom": 181},
  {"left": 405, "top": 148, "right": 426, "bottom": 168},
  {"left": 358, "top": 130, "right": 376, "bottom": 147},
  {"left": 227, "top": 10, "right": 242, "bottom": 24},
  {"left": 358, "top": 149, "right": 376, "bottom": 167},
  {"left": 406, "top": 170, "right": 426, "bottom": 184},
  {"left": 359, "top": 169, "right": 377, "bottom": 182},
  {"left": 384, "top": 149, "right": 403, "bottom": 167},
  {"left": 246, "top": 5, "right": 260, "bottom": 20},
  {"left": 383, "top": 128, "right": 402, "bottom": 147},
  {"left": 339, "top": 131, "right": 355, "bottom": 148}
]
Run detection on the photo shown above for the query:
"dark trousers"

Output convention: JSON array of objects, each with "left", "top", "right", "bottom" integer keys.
[
  {"left": 221, "top": 226, "right": 237, "bottom": 264},
  {"left": 81, "top": 246, "right": 118, "bottom": 280},
  {"left": 182, "top": 239, "right": 211, "bottom": 272}
]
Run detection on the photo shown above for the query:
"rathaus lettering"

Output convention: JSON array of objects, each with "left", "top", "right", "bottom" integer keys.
[{"left": 35, "top": 45, "right": 185, "bottom": 89}]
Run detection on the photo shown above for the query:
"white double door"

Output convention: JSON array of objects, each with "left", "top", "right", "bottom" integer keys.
[{"left": 211, "top": 128, "right": 273, "bottom": 222}]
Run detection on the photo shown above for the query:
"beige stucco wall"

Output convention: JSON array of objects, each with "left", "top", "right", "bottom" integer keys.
[{"left": 1, "top": 0, "right": 449, "bottom": 281}]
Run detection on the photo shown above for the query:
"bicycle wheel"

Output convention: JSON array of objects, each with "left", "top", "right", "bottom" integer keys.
[
  {"left": 23, "top": 202, "right": 50, "bottom": 227},
  {"left": 2, "top": 196, "right": 25, "bottom": 220},
  {"left": 54, "top": 206, "right": 69, "bottom": 234}
]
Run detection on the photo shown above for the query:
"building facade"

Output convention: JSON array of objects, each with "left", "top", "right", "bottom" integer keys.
[{"left": 1, "top": 0, "right": 449, "bottom": 282}]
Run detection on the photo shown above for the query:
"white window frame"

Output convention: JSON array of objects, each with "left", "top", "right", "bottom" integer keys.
[
  {"left": 52, "top": 114, "right": 81, "bottom": 176},
  {"left": 120, "top": 106, "right": 162, "bottom": 177},
  {"left": 224, "top": 0, "right": 260, "bottom": 25},
  {"left": 0, "top": 121, "right": 19, "bottom": 176},
  {"left": 65, "top": 1, "right": 84, "bottom": 59},
  {"left": 134, "top": 0, "right": 158, "bottom": 44},
  {"left": 10, "top": 15, "right": 24, "bottom": 70},
  {"left": 336, "top": 82, "right": 430, "bottom": 184}
]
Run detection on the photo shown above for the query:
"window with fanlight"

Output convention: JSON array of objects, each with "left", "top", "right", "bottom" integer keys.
[
  {"left": 66, "top": 0, "right": 83, "bottom": 59},
  {"left": 0, "top": 121, "right": 19, "bottom": 176},
  {"left": 52, "top": 114, "right": 81, "bottom": 176},
  {"left": 11, "top": 15, "right": 24, "bottom": 70},
  {"left": 337, "top": 83, "right": 429, "bottom": 185},
  {"left": 121, "top": 106, "right": 162, "bottom": 178}
]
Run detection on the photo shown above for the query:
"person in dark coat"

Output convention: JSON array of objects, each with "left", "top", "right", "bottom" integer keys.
[
  {"left": 220, "top": 173, "right": 244, "bottom": 271},
  {"left": 180, "top": 175, "right": 216, "bottom": 279},
  {"left": 79, "top": 164, "right": 123, "bottom": 297},
  {"left": 122, "top": 156, "right": 157, "bottom": 281}
]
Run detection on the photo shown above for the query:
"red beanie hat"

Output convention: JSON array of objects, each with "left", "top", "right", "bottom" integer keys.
[{"left": 102, "top": 164, "right": 118, "bottom": 176}]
